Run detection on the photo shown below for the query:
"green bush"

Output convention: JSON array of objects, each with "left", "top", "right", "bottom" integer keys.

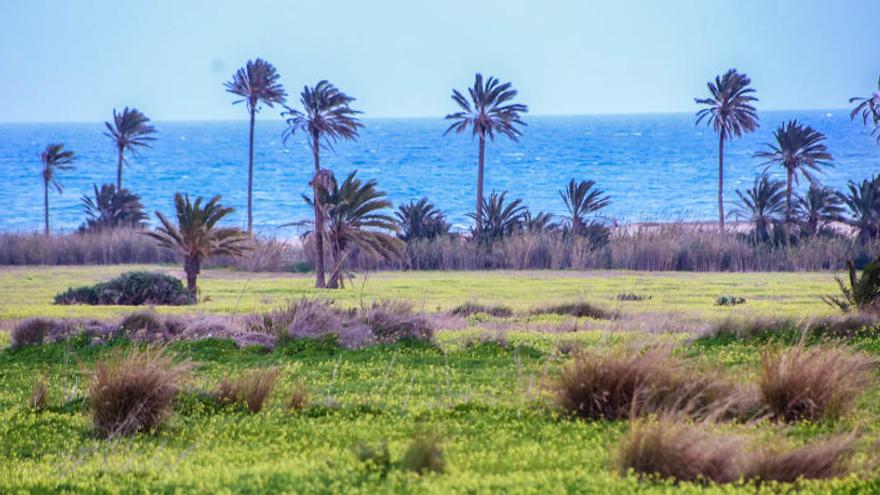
[{"left": 54, "top": 271, "right": 194, "bottom": 306}]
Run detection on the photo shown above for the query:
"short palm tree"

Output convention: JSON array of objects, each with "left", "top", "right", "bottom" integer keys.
[
  {"left": 559, "top": 179, "right": 611, "bottom": 235},
  {"left": 224, "top": 58, "right": 287, "bottom": 234},
  {"left": 80, "top": 184, "right": 147, "bottom": 232},
  {"left": 283, "top": 81, "right": 362, "bottom": 289},
  {"left": 445, "top": 74, "right": 527, "bottom": 240},
  {"left": 523, "top": 210, "right": 558, "bottom": 233},
  {"left": 730, "top": 174, "right": 785, "bottom": 244},
  {"left": 396, "top": 198, "right": 450, "bottom": 241},
  {"left": 306, "top": 171, "right": 402, "bottom": 288},
  {"left": 796, "top": 185, "right": 845, "bottom": 237},
  {"left": 40, "top": 143, "right": 75, "bottom": 236},
  {"left": 104, "top": 107, "right": 157, "bottom": 190},
  {"left": 839, "top": 175, "right": 880, "bottom": 243},
  {"left": 755, "top": 120, "right": 833, "bottom": 223},
  {"left": 145, "top": 194, "right": 249, "bottom": 296},
  {"left": 695, "top": 69, "right": 759, "bottom": 230},
  {"left": 849, "top": 76, "right": 880, "bottom": 143},
  {"left": 467, "top": 191, "right": 527, "bottom": 244}
]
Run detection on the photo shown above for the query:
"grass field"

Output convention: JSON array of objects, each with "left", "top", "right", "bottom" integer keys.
[{"left": 1, "top": 265, "right": 878, "bottom": 494}]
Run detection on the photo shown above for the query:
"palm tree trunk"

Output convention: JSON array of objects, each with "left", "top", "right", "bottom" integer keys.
[
  {"left": 785, "top": 169, "right": 793, "bottom": 224},
  {"left": 247, "top": 108, "right": 256, "bottom": 235},
  {"left": 475, "top": 135, "right": 486, "bottom": 240},
  {"left": 184, "top": 256, "right": 200, "bottom": 297},
  {"left": 311, "top": 132, "right": 326, "bottom": 289},
  {"left": 327, "top": 239, "right": 342, "bottom": 289},
  {"left": 116, "top": 145, "right": 124, "bottom": 191},
  {"left": 717, "top": 134, "right": 725, "bottom": 231},
  {"left": 43, "top": 180, "right": 49, "bottom": 237}
]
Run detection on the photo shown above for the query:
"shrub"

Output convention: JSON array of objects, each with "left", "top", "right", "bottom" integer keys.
[
  {"left": 88, "top": 347, "right": 191, "bottom": 438},
  {"left": 745, "top": 434, "right": 855, "bottom": 483},
  {"left": 11, "top": 319, "right": 55, "bottom": 348},
  {"left": 359, "top": 301, "right": 434, "bottom": 344},
  {"left": 531, "top": 301, "right": 610, "bottom": 319},
  {"left": 213, "top": 368, "right": 280, "bottom": 413},
  {"left": 617, "top": 419, "right": 745, "bottom": 484},
  {"left": 401, "top": 433, "right": 445, "bottom": 474},
  {"left": 805, "top": 313, "right": 880, "bottom": 339},
  {"left": 119, "top": 310, "right": 172, "bottom": 342},
  {"left": 449, "top": 302, "right": 514, "bottom": 318},
  {"left": 715, "top": 295, "right": 746, "bottom": 307},
  {"left": 824, "top": 258, "right": 880, "bottom": 313},
  {"left": 554, "top": 349, "right": 679, "bottom": 420},
  {"left": 55, "top": 271, "right": 194, "bottom": 306},
  {"left": 353, "top": 442, "right": 392, "bottom": 477},
  {"left": 29, "top": 378, "right": 49, "bottom": 412},
  {"left": 758, "top": 345, "right": 876, "bottom": 422},
  {"left": 703, "top": 317, "right": 797, "bottom": 341}
]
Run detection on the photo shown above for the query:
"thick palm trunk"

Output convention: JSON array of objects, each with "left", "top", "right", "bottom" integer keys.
[
  {"left": 184, "top": 256, "right": 200, "bottom": 297},
  {"left": 475, "top": 136, "right": 486, "bottom": 240},
  {"left": 116, "top": 146, "right": 124, "bottom": 191},
  {"left": 43, "top": 180, "right": 49, "bottom": 236},
  {"left": 327, "top": 241, "right": 342, "bottom": 289},
  {"left": 717, "top": 134, "right": 725, "bottom": 231},
  {"left": 311, "top": 134, "right": 326, "bottom": 288},
  {"left": 785, "top": 169, "right": 793, "bottom": 224},
  {"left": 247, "top": 108, "right": 256, "bottom": 234}
]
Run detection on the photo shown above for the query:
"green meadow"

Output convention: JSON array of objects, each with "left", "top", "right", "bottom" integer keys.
[{"left": 2, "top": 266, "right": 879, "bottom": 494}]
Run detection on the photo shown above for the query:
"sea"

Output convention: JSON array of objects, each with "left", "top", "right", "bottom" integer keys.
[{"left": 1, "top": 111, "right": 878, "bottom": 235}]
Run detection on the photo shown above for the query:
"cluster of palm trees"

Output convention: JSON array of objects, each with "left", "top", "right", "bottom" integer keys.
[
  {"left": 696, "top": 69, "right": 880, "bottom": 244},
  {"left": 34, "top": 61, "right": 880, "bottom": 290}
]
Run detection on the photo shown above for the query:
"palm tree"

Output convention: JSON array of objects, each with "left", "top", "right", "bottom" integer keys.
[
  {"left": 104, "top": 107, "right": 157, "bottom": 190},
  {"left": 282, "top": 81, "right": 362, "bottom": 289},
  {"left": 79, "top": 184, "right": 148, "bottom": 232},
  {"left": 796, "top": 185, "right": 844, "bottom": 237},
  {"left": 306, "top": 171, "right": 402, "bottom": 288},
  {"left": 559, "top": 179, "right": 611, "bottom": 235},
  {"left": 730, "top": 174, "right": 785, "bottom": 244},
  {"left": 396, "top": 198, "right": 450, "bottom": 241},
  {"left": 145, "top": 194, "right": 249, "bottom": 296},
  {"left": 40, "top": 143, "right": 75, "bottom": 236},
  {"left": 523, "top": 210, "right": 558, "bottom": 233},
  {"left": 445, "top": 74, "right": 527, "bottom": 240},
  {"left": 224, "top": 58, "right": 287, "bottom": 234},
  {"left": 849, "top": 76, "right": 880, "bottom": 143},
  {"left": 695, "top": 69, "right": 759, "bottom": 230},
  {"left": 755, "top": 120, "right": 833, "bottom": 223},
  {"left": 839, "top": 175, "right": 880, "bottom": 243},
  {"left": 467, "top": 191, "right": 527, "bottom": 244}
]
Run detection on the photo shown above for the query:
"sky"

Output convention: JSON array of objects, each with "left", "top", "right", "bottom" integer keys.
[{"left": 0, "top": 0, "right": 877, "bottom": 123}]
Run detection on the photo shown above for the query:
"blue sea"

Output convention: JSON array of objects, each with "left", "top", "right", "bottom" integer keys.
[{"left": 1, "top": 111, "right": 878, "bottom": 235}]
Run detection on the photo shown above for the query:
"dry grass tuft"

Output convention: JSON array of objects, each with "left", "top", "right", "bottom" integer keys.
[
  {"left": 214, "top": 368, "right": 280, "bottom": 413},
  {"left": 401, "top": 433, "right": 446, "bottom": 474},
  {"left": 449, "top": 302, "right": 514, "bottom": 318},
  {"left": 359, "top": 301, "right": 435, "bottom": 344},
  {"left": 88, "top": 347, "right": 191, "bottom": 438},
  {"left": 745, "top": 434, "right": 855, "bottom": 483},
  {"left": 616, "top": 418, "right": 745, "bottom": 484},
  {"left": 758, "top": 345, "right": 876, "bottom": 422},
  {"left": 29, "top": 377, "right": 50, "bottom": 412},
  {"left": 287, "top": 383, "right": 309, "bottom": 413},
  {"left": 11, "top": 319, "right": 59, "bottom": 348},
  {"left": 531, "top": 301, "right": 611, "bottom": 319}
]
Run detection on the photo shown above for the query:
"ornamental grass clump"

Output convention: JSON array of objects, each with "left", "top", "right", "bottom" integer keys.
[
  {"left": 449, "top": 302, "right": 514, "bottom": 318},
  {"left": 758, "top": 345, "right": 875, "bottom": 422},
  {"left": 531, "top": 300, "right": 610, "bottom": 319},
  {"left": 401, "top": 433, "right": 446, "bottom": 474},
  {"left": 213, "top": 368, "right": 280, "bottom": 413},
  {"left": 89, "top": 347, "right": 191, "bottom": 438},
  {"left": 744, "top": 434, "right": 855, "bottom": 483}
]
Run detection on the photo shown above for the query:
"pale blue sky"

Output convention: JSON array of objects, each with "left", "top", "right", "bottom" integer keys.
[{"left": 0, "top": 0, "right": 876, "bottom": 122}]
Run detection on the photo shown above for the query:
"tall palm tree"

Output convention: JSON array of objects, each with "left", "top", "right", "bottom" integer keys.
[
  {"left": 104, "top": 107, "right": 157, "bottom": 190},
  {"left": 755, "top": 120, "right": 833, "bottom": 223},
  {"left": 395, "top": 198, "right": 450, "bottom": 241},
  {"left": 849, "top": 76, "right": 880, "bottom": 143},
  {"left": 224, "top": 58, "right": 287, "bottom": 234},
  {"left": 695, "top": 69, "right": 759, "bottom": 230},
  {"left": 80, "top": 184, "right": 147, "bottom": 232},
  {"left": 467, "top": 191, "right": 527, "bottom": 244},
  {"left": 559, "top": 179, "right": 611, "bottom": 235},
  {"left": 796, "top": 185, "right": 845, "bottom": 237},
  {"left": 306, "top": 171, "right": 402, "bottom": 288},
  {"left": 282, "top": 81, "right": 362, "bottom": 288},
  {"left": 40, "top": 143, "right": 75, "bottom": 236},
  {"left": 731, "top": 174, "right": 785, "bottom": 244},
  {"left": 445, "top": 74, "right": 527, "bottom": 240},
  {"left": 145, "top": 194, "right": 249, "bottom": 296},
  {"left": 839, "top": 175, "right": 880, "bottom": 243}
]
